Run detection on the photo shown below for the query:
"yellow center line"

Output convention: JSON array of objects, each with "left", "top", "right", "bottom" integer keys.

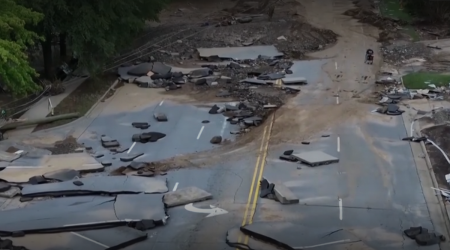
[
  {"left": 236, "top": 125, "right": 268, "bottom": 247},
  {"left": 244, "top": 114, "right": 275, "bottom": 244}
]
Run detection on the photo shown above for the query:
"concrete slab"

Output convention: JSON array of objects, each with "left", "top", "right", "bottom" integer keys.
[
  {"left": 163, "top": 186, "right": 212, "bottom": 207},
  {"left": 197, "top": 46, "right": 283, "bottom": 60},
  {"left": 273, "top": 182, "right": 299, "bottom": 204},
  {"left": 21, "top": 176, "right": 168, "bottom": 197},
  {"left": 241, "top": 222, "right": 360, "bottom": 249},
  {"left": 11, "top": 227, "right": 147, "bottom": 250},
  {"left": 43, "top": 169, "right": 80, "bottom": 181},
  {"left": 115, "top": 194, "right": 167, "bottom": 223},
  {"left": 0, "top": 153, "right": 104, "bottom": 183},
  {"left": 292, "top": 150, "right": 339, "bottom": 166},
  {"left": 0, "top": 194, "right": 165, "bottom": 234},
  {"left": 0, "top": 150, "right": 20, "bottom": 162},
  {"left": 226, "top": 227, "right": 278, "bottom": 250}
]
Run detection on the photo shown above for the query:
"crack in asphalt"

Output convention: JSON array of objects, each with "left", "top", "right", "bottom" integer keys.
[
  {"left": 399, "top": 218, "right": 406, "bottom": 250},
  {"left": 224, "top": 169, "right": 244, "bottom": 204}
]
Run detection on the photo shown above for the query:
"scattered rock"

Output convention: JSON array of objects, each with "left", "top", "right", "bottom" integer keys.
[
  {"left": 154, "top": 113, "right": 168, "bottom": 122},
  {"left": 283, "top": 150, "right": 293, "bottom": 155},
  {"left": 73, "top": 180, "right": 84, "bottom": 186},
  {"left": 209, "top": 105, "right": 220, "bottom": 114},
  {"left": 210, "top": 136, "right": 223, "bottom": 144}
]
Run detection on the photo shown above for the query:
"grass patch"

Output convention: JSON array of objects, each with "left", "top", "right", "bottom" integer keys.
[
  {"left": 380, "top": 0, "right": 411, "bottom": 22},
  {"left": 402, "top": 72, "right": 450, "bottom": 89},
  {"left": 379, "top": 0, "right": 419, "bottom": 41},
  {"left": 33, "top": 74, "right": 117, "bottom": 131}
]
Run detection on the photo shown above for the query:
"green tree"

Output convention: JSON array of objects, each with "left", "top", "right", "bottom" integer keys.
[
  {"left": 62, "top": 0, "right": 167, "bottom": 72},
  {"left": 24, "top": 0, "right": 168, "bottom": 77},
  {"left": 0, "top": 0, "right": 43, "bottom": 96}
]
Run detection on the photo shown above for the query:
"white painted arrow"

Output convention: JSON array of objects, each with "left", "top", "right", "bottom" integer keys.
[{"left": 184, "top": 203, "right": 228, "bottom": 218}]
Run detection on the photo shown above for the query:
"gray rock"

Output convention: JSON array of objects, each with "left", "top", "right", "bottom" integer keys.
[
  {"left": 189, "top": 68, "right": 212, "bottom": 78},
  {"left": 229, "top": 61, "right": 241, "bottom": 69},
  {"left": 154, "top": 113, "right": 168, "bottom": 122},
  {"left": 210, "top": 136, "right": 222, "bottom": 144},
  {"left": 237, "top": 17, "right": 252, "bottom": 23}
]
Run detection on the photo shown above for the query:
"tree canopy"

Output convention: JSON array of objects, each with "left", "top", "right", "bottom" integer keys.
[
  {"left": 0, "top": 0, "right": 43, "bottom": 96},
  {"left": 63, "top": 0, "right": 167, "bottom": 72},
  {"left": 21, "top": 0, "right": 168, "bottom": 75},
  {"left": 403, "top": 0, "right": 450, "bottom": 24},
  {"left": 1, "top": 0, "right": 168, "bottom": 95}
]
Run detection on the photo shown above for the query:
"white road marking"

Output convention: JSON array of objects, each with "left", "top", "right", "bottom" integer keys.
[
  {"left": 335, "top": 62, "right": 337, "bottom": 70},
  {"left": 197, "top": 126, "right": 205, "bottom": 140},
  {"left": 294, "top": 239, "right": 353, "bottom": 249},
  {"left": 410, "top": 120, "right": 415, "bottom": 137},
  {"left": 337, "top": 137, "right": 340, "bottom": 152},
  {"left": 159, "top": 100, "right": 164, "bottom": 106},
  {"left": 127, "top": 142, "right": 136, "bottom": 154},
  {"left": 339, "top": 198, "right": 343, "bottom": 220},
  {"left": 71, "top": 232, "right": 109, "bottom": 248},
  {"left": 173, "top": 182, "right": 179, "bottom": 191},
  {"left": 220, "top": 117, "right": 227, "bottom": 137},
  {"left": 336, "top": 96, "right": 339, "bottom": 105}
]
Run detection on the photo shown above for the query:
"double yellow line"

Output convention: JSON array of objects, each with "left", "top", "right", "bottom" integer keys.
[{"left": 237, "top": 114, "right": 274, "bottom": 246}]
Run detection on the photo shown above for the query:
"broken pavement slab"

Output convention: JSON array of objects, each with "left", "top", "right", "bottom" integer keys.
[
  {"left": 154, "top": 112, "right": 168, "bottom": 122},
  {"left": 11, "top": 227, "right": 147, "bottom": 250},
  {"left": 197, "top": 45, "right": 283, "bottom": 60},
  {"left": 127, "top": 62, "right": 171, "bottom": 76},
  {"left": 163, "top": 187, "right": 212, "bottom": 207},
  {"left": 292, "top": 150, "right": 339, "bottom": 167},
  {"left": 0, "top": 194, "right": 167, "bottom": 234},
  {"left": 0, "top": 153, "right": 104, "bottom": 183},
  {"left": 273, "top": 182, "right": 299, "bottom": 204},
  {"left": 0, "top": 150, "right": 21, "bottom": 162},
  {"left": 240, "top": 222, "right": 361, "bottom": 249},
  {"left": 226, "top": 227, "right": 279, "bottom": 250},
  {"left": 42, "top": 168, "right": 80, "bottom": 182},
  {"left": 21, "top": 176, "right": 168, "bottom": 197}
]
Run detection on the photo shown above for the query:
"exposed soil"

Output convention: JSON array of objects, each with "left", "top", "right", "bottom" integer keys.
[
  {"left": 422, "top": 124, "right": 450, "bottom": 188},
  {"left": 33, "top": 73, "right": 119, "bottom": 132},
  {"left": 112, "top": 0, "right": 338, "bottom": 67}
]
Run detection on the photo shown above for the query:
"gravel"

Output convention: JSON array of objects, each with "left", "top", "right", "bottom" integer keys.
[
  {"left": 45, "top": 136, "right": 82, "bottom": 155},
  {"left": 381, "top": 43, "right": 431, "bottom": 66}
]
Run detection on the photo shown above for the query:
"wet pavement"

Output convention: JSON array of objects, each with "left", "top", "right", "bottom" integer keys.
[
  {"left": 78, "top": 101, "right": 239, "bottom": 166},
  {"left": 0, "top": 51, "right": 445, "bottom": 249},
  {"left": 250, "top": 111, "right": 438, "bottom": 249}
]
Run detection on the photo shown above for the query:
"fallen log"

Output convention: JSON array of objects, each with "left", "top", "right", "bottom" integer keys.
[{"left": 0, "top": 112, "right": 80, "bottom": 131}]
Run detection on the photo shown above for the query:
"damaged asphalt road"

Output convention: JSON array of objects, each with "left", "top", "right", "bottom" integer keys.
[{"left": 0, "top": 194, "right": 167, "bottom": 234}]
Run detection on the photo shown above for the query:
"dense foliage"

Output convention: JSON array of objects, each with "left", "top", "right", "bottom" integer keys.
[
  {"left": 1, "top": 0, "right": 167, "bottom": 96},
  {"left": 0, "top": 0, "right": 43, "bottom": 96},
  {"left": 403, "top": 0, "right": 450, "bottom": 24}
]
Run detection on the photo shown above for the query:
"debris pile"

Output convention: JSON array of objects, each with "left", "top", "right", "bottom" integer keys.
[
  {"left": 404, "top": 226, "right": 445, "bottom": 246},
  {"left": 381, "top": 43, "right": 431, "bottom": 65},
  {"left": 375, "top": 103, "right": 405, "bottom": 116},
  {"left": 118, "top": 62, "right": 183, "bottom": 91},
  {"left": 0, "top": 143, "right": 216, "bottom": 249}
]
